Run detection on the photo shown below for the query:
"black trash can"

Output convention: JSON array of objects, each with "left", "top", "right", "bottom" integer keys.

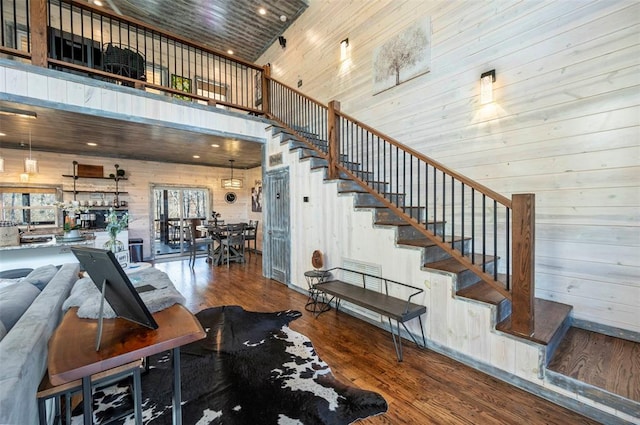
[{"left": 129, "top": 238, "right": 144, "bottom": 262}]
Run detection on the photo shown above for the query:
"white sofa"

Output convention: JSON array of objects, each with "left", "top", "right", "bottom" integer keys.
[{"left": 0, "top": 263, "right": 80, "bottom": 425}]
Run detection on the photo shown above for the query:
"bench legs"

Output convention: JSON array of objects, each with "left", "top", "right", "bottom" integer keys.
[{"left": 389, "top": 316, "right": 426, "bottom": 362}]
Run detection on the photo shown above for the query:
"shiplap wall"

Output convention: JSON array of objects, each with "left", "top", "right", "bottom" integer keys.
[
  {"left": 0, "top": 148, "right": 263, "bottom": 258},
  {"left": 259, "top": 0, "right": 640, "bottom": 332}
]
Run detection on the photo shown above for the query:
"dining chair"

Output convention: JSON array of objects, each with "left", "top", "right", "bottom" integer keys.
[
  {"left": 186, "top": 219, "right": 213, "bottom": 268},
  {"left": 245, "top": 220, "right": 258, "bottom": 254},
  {"left": 220, "top": 223, "right": 246, "bottom": 267}
]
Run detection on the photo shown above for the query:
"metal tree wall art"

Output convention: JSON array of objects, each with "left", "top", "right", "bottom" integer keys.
[{"left": 373, "top": 18, "right": 431, "bottom": 94}]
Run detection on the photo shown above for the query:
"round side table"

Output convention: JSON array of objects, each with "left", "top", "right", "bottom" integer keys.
[{"left": 304, "top": 270, "right": 331, "bottom": 314}]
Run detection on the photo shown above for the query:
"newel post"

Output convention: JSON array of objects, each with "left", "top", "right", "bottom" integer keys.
[
  {"left": 327, "top": 100, "right": 341, "bottom": 180},
  {"left": 511, "top": 193, "right": 535, "bottom": 336},
  {"left": 30, "top": 0, "right": 48, "bottom": 67},
  {"left": 261, "top": 64, "right": 271, "bottom": 116}
]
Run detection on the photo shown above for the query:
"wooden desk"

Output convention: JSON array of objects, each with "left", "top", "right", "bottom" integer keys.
[{"left": 48, "top": 304, "right": 205, "bottom": 425}]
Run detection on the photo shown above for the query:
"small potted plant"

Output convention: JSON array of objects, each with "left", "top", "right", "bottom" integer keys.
[
  {"left": 55, "top": 201, "right": 85, "bottom": 239},
  {"left": 104, "top": 208, "right": 129, "bottom": 252}
]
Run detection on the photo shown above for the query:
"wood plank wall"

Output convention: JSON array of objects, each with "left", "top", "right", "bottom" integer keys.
[{"left": 258, "top": 0, "right": 640, "bottom": 333}]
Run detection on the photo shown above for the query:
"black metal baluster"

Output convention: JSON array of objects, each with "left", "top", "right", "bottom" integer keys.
[{"left": 493, "top": 200, "right": 498, "bottom": 280}]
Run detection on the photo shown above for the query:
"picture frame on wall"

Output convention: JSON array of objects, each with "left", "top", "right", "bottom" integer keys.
[
  {"left": 373, "top": 17, "right": 431, "bottom": 94},
  {"left": 171, "top": 74, "right": 192, "bottom": 100},
  {"left": 254, "top": 71, "right": 262, "bottom": 107},
  {"left": 251, "top": 180, "right": 262, "bottom": 212}
]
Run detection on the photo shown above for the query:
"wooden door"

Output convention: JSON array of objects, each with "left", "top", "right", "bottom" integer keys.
[{"left": 263, "top": 168, "right": 290, "bottom": 284}]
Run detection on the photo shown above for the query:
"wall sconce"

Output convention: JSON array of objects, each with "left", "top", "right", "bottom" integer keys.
[
  {"left": 20, "top": 173, "right": 29, "bottom": 182},
  {"left": 221, "top": 159, "right": 243, "bottom": 189},
  {"left": 480, "top": 70, "right": 496, "bottom": 104},
  {"left": 278, "top": 36, "right": 286, "bottom": 48},
  {"left": 340, "top": 38, "right": 349, "bottom": 48}
]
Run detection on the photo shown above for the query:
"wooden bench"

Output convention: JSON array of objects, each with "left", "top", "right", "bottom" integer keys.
[{"left": 313, "top": 267, "right": 426, "bottom": 361}]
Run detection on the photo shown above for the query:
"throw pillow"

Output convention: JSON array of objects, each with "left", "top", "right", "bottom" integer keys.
[
  {"left": 0, "top": 283, "right": 41, "bottom": 331},
  {"left": 22, "top": 264, "right": 59, "bottom": 291}
]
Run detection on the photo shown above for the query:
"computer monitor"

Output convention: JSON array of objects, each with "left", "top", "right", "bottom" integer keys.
[{"left": 71, "top": 247, "right": 158, "bottom": 350}]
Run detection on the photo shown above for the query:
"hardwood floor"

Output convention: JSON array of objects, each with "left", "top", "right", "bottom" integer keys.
[{"left": 154, "top": 256, "right": 600, "bottom": 425}]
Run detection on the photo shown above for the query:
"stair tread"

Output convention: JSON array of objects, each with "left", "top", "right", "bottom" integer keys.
[
  {"left": 396, "top": 235, "right": 468, "bottom": 248},
  {"left": 396, "top": 238, "right": 437, "bottom": 247},
  {"left": 496, "top": 298, "right": 572, "bottom": 345},
  {"left": 456, "top": 281, "right": 507, "bottom": 305}
]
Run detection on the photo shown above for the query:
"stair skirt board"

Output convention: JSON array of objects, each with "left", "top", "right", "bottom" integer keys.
[{"left": 545, "top": 369, "right": 640, "bottom": 420}]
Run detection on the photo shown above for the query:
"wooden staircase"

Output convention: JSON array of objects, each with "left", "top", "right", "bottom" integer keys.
[{"left": 272, "top": 125, "right": 640, "bottom": 424}]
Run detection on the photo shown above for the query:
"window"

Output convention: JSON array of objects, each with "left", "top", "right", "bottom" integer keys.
[{"left": 0, "top": 187, "right": 61, "bottom": 226}]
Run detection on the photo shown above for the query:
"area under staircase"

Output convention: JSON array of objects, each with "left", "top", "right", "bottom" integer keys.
[{"left": 269, "top": 123, "right": 639, "bottom": 423}]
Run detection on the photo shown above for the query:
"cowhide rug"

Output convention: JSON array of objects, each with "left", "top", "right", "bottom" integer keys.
[{"left": 71, "top": 305, "right": 388, "bottom": 425}]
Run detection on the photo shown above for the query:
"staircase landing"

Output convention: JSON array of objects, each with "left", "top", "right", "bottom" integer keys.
[{"left": 548, "top": 328, "right": 640, "bottom": 402}]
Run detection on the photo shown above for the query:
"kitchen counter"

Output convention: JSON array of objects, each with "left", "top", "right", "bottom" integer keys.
[
  {"left": 0, "top": 230, "right": 129, "bottom": 272},
  {"left": 0, "top": 237, "right": 94, "bottom": 251}
]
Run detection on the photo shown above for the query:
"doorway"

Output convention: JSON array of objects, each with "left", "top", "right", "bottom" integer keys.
[
  {"left": 263, "top": 168, "right": 290, "bottom": 284},
  {"left": 152, "top": 186, "right": 209, "bottom": 258}
]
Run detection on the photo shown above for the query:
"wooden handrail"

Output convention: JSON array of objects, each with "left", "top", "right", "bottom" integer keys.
[
  {"left": 0, "top": 46, "right": 31, "bottom": 60},
  {"left": 265, "top": 75, "right": 328, "bottom": 110},
  {"left": 335, "top": 108, "right": 512, "bottom": 208}
]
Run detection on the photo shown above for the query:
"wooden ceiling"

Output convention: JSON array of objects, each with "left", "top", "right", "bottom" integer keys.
[
  {"left": 0, "top": 0, "right": 309, "bottom": 169},
  {"left": 106, "top": 0, "right": 308, "bottom": 62},
  {"left": 0, "top": 101, "right": 264, "bottom": 169}
]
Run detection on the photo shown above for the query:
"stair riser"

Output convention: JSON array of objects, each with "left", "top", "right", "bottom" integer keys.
[
  {"left": 354, "top": 193, "right": 404, "bottom": 208},
  {"left": 376, "top": 208, "right": 426, "bottom": 224},
  {"left": 397, "top": 222, "right": 443, "bottom": 238},
  {"left": 337, "top": 180, "right": 367, "bottom": 193},
  {"left": 382, "top": 193, "right": 405, "bottom": 205},
  {"left": 496, "top": 298, "right": 511, "bottom": 324},
  {"left": 454, "top": 262, "right": 496, "bottom": 291},
  {"left": 309, "top": 157, "right": 329, "bottom": 169},
  {"left": 421, "top": 239, "right": 470, "bottom": 264}
]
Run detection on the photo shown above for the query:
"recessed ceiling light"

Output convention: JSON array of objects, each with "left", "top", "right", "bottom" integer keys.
[
  {"left": 258, "top": 7, "right": 267, "bottom": 15},
  {"left": 193, "top": 155, "right": 200, "bottom": 159},
  {"left": 87, "top": 142, "right": 98, "bottom": 146},
  {"left": 280, "top": 15, "right": 287, "bottom": 22},
  {"left": 93, "top": 0, "right": 103, "bottom": 6},
  {"left": 227, "top": 49, "right": 234, "bottom": 55},
  {"left": 211, "top": 144, "right": 220, "bottom": 148}
]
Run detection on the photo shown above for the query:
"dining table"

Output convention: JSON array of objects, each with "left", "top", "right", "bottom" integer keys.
[{"left": 197, "top": 223, "right": 254, "bottom": 266}]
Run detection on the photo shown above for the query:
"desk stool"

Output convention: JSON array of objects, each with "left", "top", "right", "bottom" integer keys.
[
  {"left": 37, "top": 359, "right": 143, "bottom": 425},
  {"left": 304, "top": 270, "right": 331, "bottom": 314}
]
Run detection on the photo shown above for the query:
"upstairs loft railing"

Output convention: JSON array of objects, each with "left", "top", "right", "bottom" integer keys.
[
  {"left": 0, "top": 0, "right": 535, "bottom": 337},
  {"left": 0, "top": 0, "right": 266, "bottom": 114},
  {"left": 266, "top": 78, "right": 536, "bottom": 338}
]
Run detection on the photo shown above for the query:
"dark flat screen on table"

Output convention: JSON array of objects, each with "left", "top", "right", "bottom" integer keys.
[{"left": 71, "top": 246, "right": 158, "bottom": 329}]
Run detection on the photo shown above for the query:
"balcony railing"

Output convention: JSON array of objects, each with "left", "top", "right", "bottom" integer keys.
[{"left": 0, "top": 0, "right": 265, "bottom": 114}]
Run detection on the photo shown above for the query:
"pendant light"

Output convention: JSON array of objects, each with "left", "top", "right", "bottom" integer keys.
[
  {"left": 24, "top": 127, "right": 38, "bottom": 174},
  {"left": 221, "top": 159, "right": 243, "bottom": 189}
]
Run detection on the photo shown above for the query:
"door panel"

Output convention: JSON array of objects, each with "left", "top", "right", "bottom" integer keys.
[{"left": 264, "top": 168, "right": 290, "bottom": 284}]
